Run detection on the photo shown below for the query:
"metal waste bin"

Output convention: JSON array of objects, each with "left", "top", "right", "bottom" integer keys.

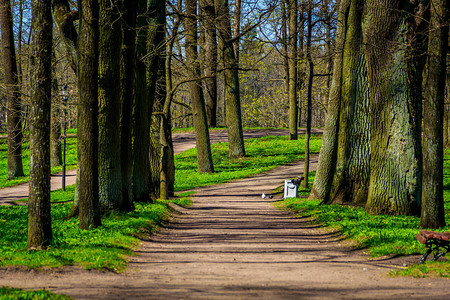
[{"left": 284, "top": 179, "right": 299, "bottom": 199}]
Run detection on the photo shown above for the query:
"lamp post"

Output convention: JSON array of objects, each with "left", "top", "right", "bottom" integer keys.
[{"left": 62, "top": 84, "right": 68, "bottom": 191}]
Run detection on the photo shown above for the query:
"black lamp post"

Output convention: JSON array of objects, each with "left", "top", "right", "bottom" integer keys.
[{"left": 62, "top": 84, "right": 68, "bottom": 191}]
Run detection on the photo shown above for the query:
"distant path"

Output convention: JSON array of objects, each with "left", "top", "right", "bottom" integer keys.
[
  {"left": 0, "top": 128, "right": 322, "bottom": 205},
  {"left": 1, "top": 154, "right": 449, "bottom": 299}
]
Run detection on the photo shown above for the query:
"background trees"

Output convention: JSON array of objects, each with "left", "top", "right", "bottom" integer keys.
[
  {"left": 0, "top": 0, "right": 24, "bottom": 179},
  {"left": 0, "top": 0, "right": 448, "bottom": 237}
]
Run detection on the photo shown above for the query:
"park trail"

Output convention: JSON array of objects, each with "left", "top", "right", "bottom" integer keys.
[{"left": 1, "top": 155, "right": 450, "bottom": 299}]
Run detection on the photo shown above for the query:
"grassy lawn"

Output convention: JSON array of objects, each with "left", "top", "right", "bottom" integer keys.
[
  {"left": 277, "top": 149, "right": 450, "bottom": 278},
  {"left": 175, "top": 135, "right": 322, "bottom": 191},
  {"left": 0, "top": 137, "right": 77, "bottom": 189},
  {"left": 0, "top": 286, "right": 71, "bottom": 300}
]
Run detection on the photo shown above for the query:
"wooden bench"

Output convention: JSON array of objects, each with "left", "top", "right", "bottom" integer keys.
[{"left": 416, "top": 230, "right": 450, "bottom": 264}]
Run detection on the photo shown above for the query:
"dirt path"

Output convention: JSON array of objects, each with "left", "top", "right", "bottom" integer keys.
[
  {"left": 1, "top": 156, "right": 450, "bottom": 299},
  {"left": 0, "top": 128, "right": 322, "bottom": 205}
]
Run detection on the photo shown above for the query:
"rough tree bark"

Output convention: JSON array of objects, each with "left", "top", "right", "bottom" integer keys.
[
  {"left": 120, "top": 0, "right": 138, "bottom": 210},
  {"left": 52, "top": 0, "right": 78, "bottom": 72},
  {"left": 77, "top": 0, "right": 101, "bottom": 229},
  {"left": 185, "top": 0, "right": 215, "bottom": 172},
  {"left": 201, "top": 0, "right": 218, "bottom": 127},
  {"left": 27, "top": 0, "right": 53, "bottom": 249},
  {"left": 215, "top": 0, "right": 245, "bottom": 158},
  {"left": 98, "top": 0, "right": 123, "bottom": 211},
  {"left": 420, "top": 0, "right": 448, "bottom": 228},
  {"left": 364, "top": 0, "right": 425, "bottom": 215},
  {"left": 0, "top": 0, "right": 24, "bottom": 180}
]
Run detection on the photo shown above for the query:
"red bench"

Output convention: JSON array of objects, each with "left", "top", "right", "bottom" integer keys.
[{"left": 416, "top": 230, "right": 450, "bottom": 264}]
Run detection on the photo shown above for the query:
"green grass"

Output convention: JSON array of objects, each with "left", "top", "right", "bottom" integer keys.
[
  {"left": 0, "top": 198, "right": 187, "bottom": 271},
  {"left": 0, "top": 138, "right": 77, "bottom": 189},
  {"left": 0, "top": 286, "right": 71, "bottom": 299},
  {"left": 175, "top": 135, "right": 322, "bottom": 191},
  {"left": 278, "top": 149, "right": 450, "bottom": 278}
]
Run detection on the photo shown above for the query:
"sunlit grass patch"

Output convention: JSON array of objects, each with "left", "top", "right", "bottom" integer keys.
[
  {"left": 0, "top": 286, "right": 72, "bottom": 300},
  {"left": 0, "top": 201, "right": 171, "bottom": 272},
  {"left": 175, "top": 135, "right": 322, "bottom": 191}
]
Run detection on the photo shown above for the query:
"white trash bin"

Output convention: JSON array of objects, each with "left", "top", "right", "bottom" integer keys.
[{"left": 284, "top": 179, "right": 299, "bottom": 199}]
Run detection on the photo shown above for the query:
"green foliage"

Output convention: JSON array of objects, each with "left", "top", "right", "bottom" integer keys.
[
  {"left": 0, "top": 287, "right": 71, "bottom": 300},
  {"left": 174, "top": 135, "right": 322, "bottom": 191},
  {"left": 0, "top": 201, "right": 172, "bottom": 271},
  {"left": 0, "top": 137, "right": 77, "bottom": 189}
]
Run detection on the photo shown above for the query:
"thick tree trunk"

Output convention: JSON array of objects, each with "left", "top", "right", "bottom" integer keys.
[
  {"left": 287, "top": 0, "right": 298, "bottom": 140},
  {"left": 132, "top": 0, "right": 152, "bottom": 202},
  {"left": 215, "top": 0, "right": 245, "bottom": 158},
  {"left": 364, "top": 0, "right": 424, "bottom": 215},
  {"left": 0, "top": 0, "right": 24, "bottom": 180},
  {"left": 201, "top": 0, "right": 218, "bottom": 127},
  {"left": 420, "top": 0, "right": 448, "bottom": 228},
  {"left": 27, "top": 0, "right": 52, "bottom": 249},
  {"left": 185, "top": 0, "right": 215, "bottom": 172},
  {"left": 77, "top": 0, "right": 101, "bottom": 229},
  {"left": 143, "top": 0, "right": 168, "bottom": 199},
  {"left": 327, "top": 0, "right": 370, "bottom": 205},
  {"left": 119, "top": 0, "right": 138, "bottom": 211},
  {"left": 98, "top": 0, "right": 123, "bottom": 211}
]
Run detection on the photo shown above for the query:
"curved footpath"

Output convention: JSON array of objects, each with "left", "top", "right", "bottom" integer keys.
[
  {"left": 0, "top": 128, "right": 322, "bottom": 205},
  {"left": 1, "top": 155, "right": 449, "bottom": 299}
]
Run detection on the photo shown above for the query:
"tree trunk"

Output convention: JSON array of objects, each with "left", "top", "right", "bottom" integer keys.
[
  {"left": 215, "top": 0, "right": 245, "bottom": 158},
  {"left": 281, "top": 0, "right": 289, "bottom": 95},
  {"left": 159, "top": 0, "right": 181, "bottom": 199},
  {"left": 98, "top": 0, "right": 123, "bottom": 211},
  {"left": 27, "top": 0, "right": 52, "bottom": 249},
  {"left": 52, "top": 0, "right": 78, "bottom": 72},
  {"left": 364, "top": 0, "right": 424, "bottom": 215},
  {"left": 326, "top": 0, "right": 370, "bottom": 206},
  {"left": 143, "top": 0, "right": 167, "bottom": 199},
  {"left": 303, "top": 0, "right": 313, "bottom": 188},
  {"left": 309, "top": 0, "right": 350, "bottom": 200},
  {"left": 50, "top": 73, "right": 62, "bottom": 167},
  {"left": 132, "top": 0, "right": 151, "bottom": 202},
  {"left": 232, "top": 0, "right": 241, "bottom": 64},
  {"left": 185, "top": 0, "right": 215, "bottom": 172},
  {"left": 0, "top": 0, "right": 24, "bottom": 180},
  {"left": 287, "top": 0, "right": 298, "bottom": 140},
  {"left": 201, "top": 0, "right": 218, "bottom": 127},
  {"left": 119, "top": 0, "right": 138, "bottom": 211},
  {"left": 77, "top": 0, "right": 101, "bottom": 229},
  {"left": 420, "top": 0, "right": 448, "bottom": 228}
]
